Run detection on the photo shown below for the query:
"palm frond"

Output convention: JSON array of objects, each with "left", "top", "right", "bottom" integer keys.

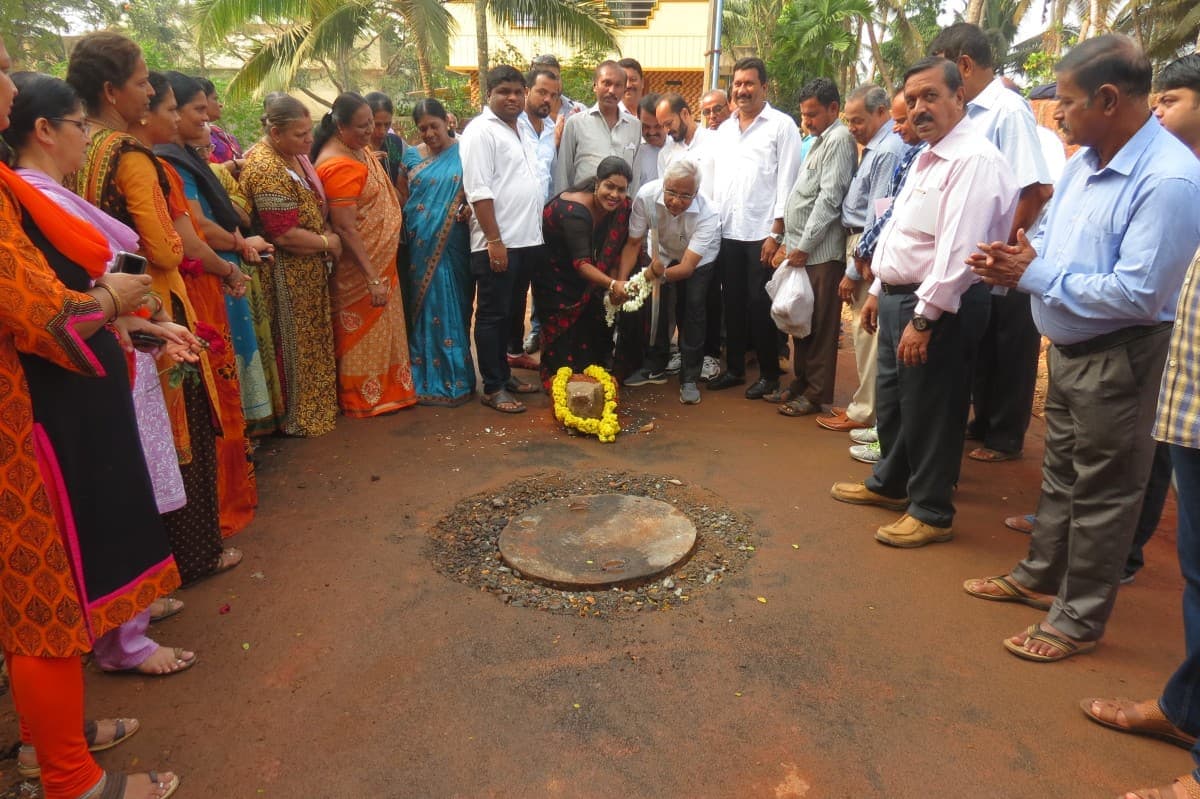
[
  {"left": 193, "top": 0, "right": 315, "bottom": 45},
  {"left": 224, "top": 24, "right": 310, "bottom": 99},
  {"left": 488, "top": 0, "right": 619, "bottom": 52},
  {"left": 390, "top": 0, "right": 456, "bottom": 63}
]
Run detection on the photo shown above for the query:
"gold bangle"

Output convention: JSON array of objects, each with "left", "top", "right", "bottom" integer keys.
[
  {"left": 95, "top": 282, "right": 122, "bottom": 321},
  {"left": 320, "top": 234, "right": 329, "bottom": 252},
  {"left": 486, "top": 237, "right": 503, "bottom": 245}
]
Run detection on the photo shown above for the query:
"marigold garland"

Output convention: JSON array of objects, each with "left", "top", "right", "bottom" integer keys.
[{"left": 551, "top": 365, "right": 621, "bottom": 443}]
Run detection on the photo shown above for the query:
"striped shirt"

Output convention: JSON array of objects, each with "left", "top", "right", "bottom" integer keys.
[
  {"left": 1155, "top": 245, "right": 1200, "bottom": 448},
  {"left": 782, "top": 119, "right": 857, "bottom": 265}
]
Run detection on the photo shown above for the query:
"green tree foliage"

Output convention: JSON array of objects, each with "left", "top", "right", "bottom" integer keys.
[
  {"left": 0, "top": 0, "right": 115, "bottom": 71},
  {"left": 879, "top": 0, "right": 942, "bottom": 88},
  {"left": 766, "top": 0, "right": 872, "bottom": 104}
]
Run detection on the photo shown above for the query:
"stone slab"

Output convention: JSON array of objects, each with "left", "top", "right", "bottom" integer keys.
[{"left": 498, "top": 494, "right": 697, "bottom": 587}]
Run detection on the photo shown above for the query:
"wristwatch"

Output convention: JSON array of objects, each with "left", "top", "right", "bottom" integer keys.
[
  {"left": 911, "top": 314, "right": 933, "bottom": 332},
  {"left": 770, "top": 232, "right": 784, "bottom": 245}
]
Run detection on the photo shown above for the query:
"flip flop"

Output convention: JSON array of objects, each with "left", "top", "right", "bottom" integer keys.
[
  {"left": 482, "top": 389, "right": 526, "bottom": 414},
  {"left": 15, "top": 718, "right": 141, "bottom": 779},
  {"left": 94, "top": 771, "right": 181, "bottom": 799},
  {"left": 968, "top": 447, "right": 1022, "bottom": 462},
  {"left": 778, "top": 398, "right": 817, "bottom": 417},
  {"left": 102, "top": 646, "right": 197, "bottom": 677},
  {"left": 504, "top": 377, "right": 539, "bottom": 395},
  {"left": 149, "top": 596, "right": 184, "bottom": 623},
  {"left": 962, "top": 575, "right": 1053, "bottom": 610},
  {"left": 1079, "top": 698, "right": 1197, "bottom": 749},
  {"left": 1003, "top": 623, "right": 1097, "bottom": 662}
]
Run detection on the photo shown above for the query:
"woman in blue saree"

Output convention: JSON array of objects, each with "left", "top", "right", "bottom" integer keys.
[{"left": 400, "top": 99, "right": 475, "bottom": 406}]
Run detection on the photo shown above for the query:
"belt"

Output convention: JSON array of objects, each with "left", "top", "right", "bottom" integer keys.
[
  {"left": 1054, "top": 321, "right": 1172, "bottom": 358},
  {"left": 846, "top": 226, "right": 864, "bottom": 235},
  {"left": 880, "top": 282, "right": 921, "bottom": 295}
]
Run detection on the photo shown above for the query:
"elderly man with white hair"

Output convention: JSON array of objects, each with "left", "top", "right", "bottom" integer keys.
[{"left": 617, "top": 158, "right": 722, "bottom": 404}]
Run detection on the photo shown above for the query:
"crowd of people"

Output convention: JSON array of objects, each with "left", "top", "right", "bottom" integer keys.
[{"left": 0, "top": 16, "right": 1199, "bottom": 798}]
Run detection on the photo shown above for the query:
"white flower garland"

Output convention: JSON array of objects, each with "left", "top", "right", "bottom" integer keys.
[{"left": 603, "top": 268, "right": 654, "bottom": 327}]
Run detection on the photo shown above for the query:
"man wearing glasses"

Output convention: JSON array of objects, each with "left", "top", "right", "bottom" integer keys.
[
  {"left": 617, "top": 158, "right": 721, "bottom": 405},
  {"left": 699, "top": 89, "right": 731, "bottom": 130}
]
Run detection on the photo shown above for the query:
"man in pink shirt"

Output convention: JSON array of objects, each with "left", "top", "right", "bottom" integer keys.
[{"left": 830, "top": 56, "right": 1019, "bottom": 548}]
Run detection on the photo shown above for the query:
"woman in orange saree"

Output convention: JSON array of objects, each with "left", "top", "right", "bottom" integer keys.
[{"left": 313, "top": 92, "right": 416, "bottom": 417}]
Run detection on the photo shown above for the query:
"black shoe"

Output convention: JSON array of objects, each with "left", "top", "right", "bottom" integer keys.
[
  {"left": 707, "top": 372, "right": 745, "bottom": 391},
  {"left": 745, "top": 378, "right": 779, "bottom": 400}
]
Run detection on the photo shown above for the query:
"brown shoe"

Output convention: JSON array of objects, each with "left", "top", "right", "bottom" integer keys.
[
  {"left": 1080, "top": 698, "right": 1197, "bottom": 749},
  {"left": 829, "top": 482, "right": 908, "bottom": 511},
  {"left": 816, "top": 411, "right": 869, "bottom": 432},
  {"left": 875, "top": 513, "right": 953, "bottom": 548}
]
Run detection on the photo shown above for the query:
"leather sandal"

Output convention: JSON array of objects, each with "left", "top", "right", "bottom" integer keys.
[
  {"left": 1080, "top": 698, "right": 1197, "bottom": 749},
  {"left": 19, "top": 718, "right": 141, "bottom": 779},
  {"left": 1003, "top": 623, "right": 1097, "bottom": 662},
  {"left": 81, "top": 770, "right": 181, "bottom": 799},
  {"left": 149, "top": 597, "right": 184, "bottom": 623},
  {"left": 962, "top": 575, "right": 1052, "bottom": 610},
  {"left": 482, "top": 389, "right": 526, "bottom": 414}
]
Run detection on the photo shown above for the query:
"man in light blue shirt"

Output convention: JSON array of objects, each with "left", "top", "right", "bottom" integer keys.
[
  {"left": 965, "top": 35, "right": 1200, "bottom": 663},
  {"left": 819, "top": 83, "right": 905, "bottom": 433},
  {"left": 932, "top": 22, "right": 1054, "bottom": 462}
]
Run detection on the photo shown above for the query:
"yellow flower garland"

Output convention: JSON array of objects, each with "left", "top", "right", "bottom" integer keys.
[{"left": 551, "top": 365, "right": 621, "bottom": 443}]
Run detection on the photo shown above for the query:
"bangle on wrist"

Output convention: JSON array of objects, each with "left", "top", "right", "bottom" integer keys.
[
  {"left": 320, "top": 234, "right": 329, "bottom": 252},
  {"left": 95, "top": 282, "right": 122, "bottom": 321},
  {"left": 486, "top": 237, "right": 503, "bottom": 245}
]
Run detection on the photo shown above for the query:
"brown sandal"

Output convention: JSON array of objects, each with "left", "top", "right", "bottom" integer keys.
[
  {"left": 1080, "top": 698, "right": 1197, "bottom": 749},
  {"left": 482, "top": 389, "right": 526, "bottom": 414},
  {"left": 967, "top": 446, "right": 1022, "bottom": 462},
  {"left": 962, "top": 575, "right": 1053, "bottom": 610}
]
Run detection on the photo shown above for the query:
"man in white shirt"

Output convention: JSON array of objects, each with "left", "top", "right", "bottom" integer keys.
[
  {"left": 617, "top": 159, "right": 722, "bottom": 404},
  {"left": 931, "top": 23, "right": 1055, "bottom": 463},
  {"left": 510, "top": 65, "right": 561, "bottom": 364},
  {"left": 555, "top": 61, "right": 640, "bottom": 193},
  {"left": 706, "top": 57, "right": 802, "bottom": 398},
  {"left": 830, "top": 56, "right": 1019, "bottom": 548},
  {"left": 630, "top": 93, "right": 665, "bottom": 194},
  {"left": 459, "top": 65, "right": 544, "bottom": 413}
]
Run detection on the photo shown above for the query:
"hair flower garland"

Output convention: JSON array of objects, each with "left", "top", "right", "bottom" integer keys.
[
  {"left": 603, "top": 268, "right": 653, "bottom": 327},
  {"left": 551, "top": 365, "right": 621, "bottom": 443}
]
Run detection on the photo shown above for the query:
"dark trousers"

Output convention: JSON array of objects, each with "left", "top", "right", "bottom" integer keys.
[
  {"left": 787, "top": 260, "right": 845, "bottom": 406},
  {"left": 866, "top": 283, "right": 990, "bottom": 528},
  {"left": 508, "top": 267, "right": 540, "bottom": 354},
  {"left": 1125, "top": 440, "right": 1174, "bottom": 578},
  {"left": 471, "top": 247, "right": 536, "bottom": 394},
  {"left": 1160, "top": 444, "right": 1200, "bottom": 780},
  {"left": 704, "top": 270, "right": 723, "bottom": 358},
  {"left": 1011, "top": 325, "right": 1170, "bottom": 641},
  {"left": 644, "top": 262, "right": 714, "bottom": 384},
  {"left": 717, "top": 238, "right": 781, "bottom": 380},
  {"left": 969, "top": 290, "right": 1042, "bottom": 453}
]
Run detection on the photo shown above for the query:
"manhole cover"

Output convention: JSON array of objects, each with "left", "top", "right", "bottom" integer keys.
[{"left": 499, "top": 494, "right": 697, "bottom": 587}]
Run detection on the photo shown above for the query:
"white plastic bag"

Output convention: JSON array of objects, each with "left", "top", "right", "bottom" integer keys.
[{"left": 765, "top": 265, "right": 814, "bottom": 338}]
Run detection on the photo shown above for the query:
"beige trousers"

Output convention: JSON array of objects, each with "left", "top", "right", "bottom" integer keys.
[{"left": 844, "top": 233, "right": 877, "bottom": 425}]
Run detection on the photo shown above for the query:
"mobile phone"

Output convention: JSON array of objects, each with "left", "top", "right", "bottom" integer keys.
[
  {"left": 129, "top": 331, "right": 166, "bottom": 350},
  {"left": 114, "top": 251, "right": 148, "bottom": 275}
]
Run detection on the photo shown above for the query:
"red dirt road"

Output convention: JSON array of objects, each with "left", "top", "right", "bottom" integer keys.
[{"left": 4, "top": 350, "right": 1188, "bottom": 798}]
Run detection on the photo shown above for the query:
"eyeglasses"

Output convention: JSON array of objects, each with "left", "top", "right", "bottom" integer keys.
[
  {"left": 700, "top": 105, "right": 727, "bottom": 117},
  {"left": 664, "top": 188, "right": 695, "bottom": 201},
  {"left": 50, "top": 118, "right": 91, "bottom": 135}
]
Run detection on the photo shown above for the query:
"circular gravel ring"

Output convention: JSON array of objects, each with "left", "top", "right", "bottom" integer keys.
[
  {"left": 426, "top": 470, "right": 757, "bottom": 617},
  {"left": 498, "top": 494, "right": 697, "bottom": 588}
]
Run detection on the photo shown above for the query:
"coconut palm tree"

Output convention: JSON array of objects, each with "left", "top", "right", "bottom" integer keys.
[
  {"left": 767, "top": 0, "right": 872, "bottom": 101},
  {"left": 194, "top": 0, "right": 455, "bottom": 99},
  {"left": 473, "top": 0, "right": 619, "bottom": 76}
]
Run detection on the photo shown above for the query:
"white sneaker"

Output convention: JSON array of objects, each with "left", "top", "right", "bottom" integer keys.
[
  {"left": 849, "top": 426, "right": 878, "bottom": 444},
  {"left": 700, "top": 355, "right": 720, "bottom": 381},
  {"left": 666, "top": 351, "right": 682, "bottom": 375},
  {"left": 849, "top": 441, "right": 882, "bottom": 464}
]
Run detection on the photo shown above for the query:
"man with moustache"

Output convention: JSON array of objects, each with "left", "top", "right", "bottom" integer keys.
[
  {"left": 619, "top": 58, "right": 645, "bottom": 117},
  {"left": 930, "top": 23, "right": 1054, "bottom": 464},
  {"left": 656, "top": 93, "right": 720, "bottom": 381},
  {"left": 554, "top": 60, "right": 640, "bottom": 193},
  {"left": 1079, "top": 52, "right": 1200, "bottom": 799},
  {"left": 813, "top": 84, "right": 905, "bottom": 434},
  {"left": 700, "top": 89, "right": 731, "bottom": 131},
  {"left": 963, "top": 36, "right": 1200, "bottom": 662},
  {"left": 770, "top": 77, "right": 857, "bottom": 417},
  {"left": 509, "top": 65, "right": 561, "bottom": 365},
  {"left": 707, "top": 57, "right": 801, "bottom": 398},
  {"left": 460, "top": 65, "right": 544, "bottom": 414},
  {"left": 829, "top": 57, "right": 1018, "bottom": 548},
  {"left": 631, "top": 93, "right": 665, "bottom": 193},
  {"left": 845, "top": 89, "right": 927, "bottom": 464}
]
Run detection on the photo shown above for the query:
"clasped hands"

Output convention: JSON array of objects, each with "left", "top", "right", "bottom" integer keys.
[{"left": 966, "top": 228, "right": 1036, "bottom": 289}]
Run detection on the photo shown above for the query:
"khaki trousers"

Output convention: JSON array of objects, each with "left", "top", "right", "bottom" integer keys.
[{"left": 844, "top": 233, "right": 877, "bottom": 425}]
